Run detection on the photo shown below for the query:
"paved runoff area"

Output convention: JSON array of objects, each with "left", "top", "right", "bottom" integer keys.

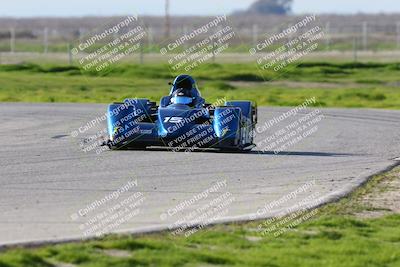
[{"left": 0, "top": 103, "right": 399, "bottom": 245}]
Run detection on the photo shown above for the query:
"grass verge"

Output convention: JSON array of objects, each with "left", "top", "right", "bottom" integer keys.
[
  {"left": 0, "top": 62, "right": 399, "bottom": 108},
  {"left": 0, "top": 165, "right": 399, "bottom": 267}
]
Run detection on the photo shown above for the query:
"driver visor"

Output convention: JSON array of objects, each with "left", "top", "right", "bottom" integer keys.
[{"left": 171, "top": 96, "right": 193, "bottom": 105}]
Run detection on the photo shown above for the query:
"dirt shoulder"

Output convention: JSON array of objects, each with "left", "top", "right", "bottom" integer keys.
[{"left": 355, "top": 165, "right": 400, "bottom": 218}]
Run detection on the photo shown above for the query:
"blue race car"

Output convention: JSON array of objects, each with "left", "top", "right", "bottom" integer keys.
[{"left": 105, "top": 75, "right": 257, "bottom": 152}]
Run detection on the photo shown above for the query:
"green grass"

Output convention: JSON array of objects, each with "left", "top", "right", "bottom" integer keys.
[
  {"left": 0, "top": 168, "right": 399, "bottom": 267},
  {"left": 0, "top": 62, "right": 399, "bottom": 108}
]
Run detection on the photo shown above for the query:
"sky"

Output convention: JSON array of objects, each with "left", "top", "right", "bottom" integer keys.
[{"left": 1, "top": 0, "right": 399, "bottom": 17}]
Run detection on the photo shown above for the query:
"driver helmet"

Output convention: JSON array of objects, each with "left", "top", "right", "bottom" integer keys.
[
  {"left": 170, "top": 75, "right": 197, "bottom": 105},
  {"left": 171, "top": 88, "right": 193, "bottom": 105}
]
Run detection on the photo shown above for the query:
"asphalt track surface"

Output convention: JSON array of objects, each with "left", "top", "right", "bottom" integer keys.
[{"left": 0, "top": 103, "right": 399, "bottom": 246}]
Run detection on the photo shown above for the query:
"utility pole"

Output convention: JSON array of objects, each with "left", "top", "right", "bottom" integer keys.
[
  {"left": 325, "top": 21, "right": 331, "bottom": 51},
  {"left": 165, "top": 0, "right": 170, "bottom": 39},
  {"left": 148, "top": 26, "right": 153, "bottom": 50},
  {"left": 139, "top": 40, "right": 144, "bottom": 64},
  {"left": 43, "top": 27, "right": 48, "bottom": 54},
  {"left": 183, "top": 26, "right": 188, "bottom": 49},
  {"left": 68, "top": 43, "right": 73, "bottom": 65},
  {"left": 252, "top": 24, "right": 258, "bottom": 47},
  {"left": 397, "top": 21, "right": 400, "bottom": 50},
  {"left": 10, "top": 28, "right": 15, "bottom": 53},
  {"left": 362, "top": 21, "right": 368, "bottom": 51},
  {"left": 353, "top": 37, "right": 358, "bottom": 62}
]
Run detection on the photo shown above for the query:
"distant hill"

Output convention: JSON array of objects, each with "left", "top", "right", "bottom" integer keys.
[{"left": 235, "top": 0, "right": 293, "bottom": 15}]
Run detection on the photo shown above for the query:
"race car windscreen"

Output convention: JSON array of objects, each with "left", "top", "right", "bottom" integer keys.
[{"left": 171, "top": 96, "right": 193, "bottom": 105}]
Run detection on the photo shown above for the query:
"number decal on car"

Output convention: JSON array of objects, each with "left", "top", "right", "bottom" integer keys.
[{"left": 164, "top": 117, "right": 184, "bottom": 123}]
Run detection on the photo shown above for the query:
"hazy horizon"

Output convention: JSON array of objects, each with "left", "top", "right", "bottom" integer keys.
[{"left": 1, "top": 0, "right": 400, "bottom": 18}]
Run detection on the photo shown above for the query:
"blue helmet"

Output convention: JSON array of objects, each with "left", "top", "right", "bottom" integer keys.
[
  {"left": 170, "top": 75, "right": 200, "bottom": 96},
  {"left": 169, "top": 75, "right": 201, "bottom": 105}
]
